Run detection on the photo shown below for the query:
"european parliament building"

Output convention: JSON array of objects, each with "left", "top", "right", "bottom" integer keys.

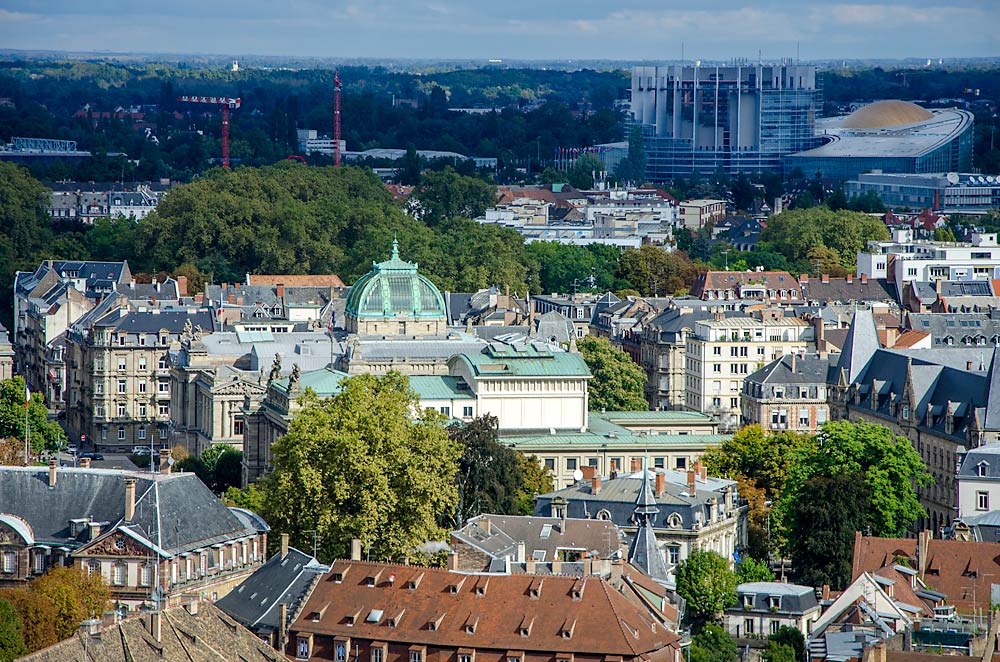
[{"left": 630, "top": 63, "right": 822, "bottom": 179}]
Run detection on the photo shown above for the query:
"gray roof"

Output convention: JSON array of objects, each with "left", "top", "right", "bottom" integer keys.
[
  {"left": 908, "top": 312, "right": 1000, "bottom": 347},
  {"left": 0, "top": 466, "right": 262, "bottom": 557},
  {"left": 747, "top": 353, "right": 837, "bottom": 386},
  {"left": 216, "top": 546, "right": 327, "bottom": 634},
  {"left": 533, "top": 311, "right": 576, "bottom": 344},
  {"left": 93, "top": 308, "right": 216, "bottom": 334},
  {"left": 451, "top": 514, "right": 619, "bottom": 561},
  {"left": 800, "top": 278, "right": 896, "bottom": 305},
  {"left": 732, "top": 582, "right": 819, "bottom": 616},
  {"left": 836, "top": 309, "right": 880, "bottom": 384},
  {"left": 958, "top": 442, "right": 1000, "bottom": 479}
]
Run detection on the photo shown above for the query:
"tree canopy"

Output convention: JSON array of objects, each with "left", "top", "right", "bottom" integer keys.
[
  {"left": 260, "top": 373, "right": 460, "bottom": 562},
  {"left": 675, "top": 549, "right": 738, "bottom": 625},
  {"left": 761, "top": 206, "right": 889, "bottom": 271},
  {"left": 451, "top": 415, "right": 524, "bottom": 526},
  {"left": 0, "top": 598, "right": 26, "bottom": 661},
  {"left": 577, "top": 336, "right": 648, "bottom": 412},
  {"left": 0, "top": 376, "right": 67, "bottom": 456},
  {"left": 29, "top": 566, "right": 110, "bottom": 641}
]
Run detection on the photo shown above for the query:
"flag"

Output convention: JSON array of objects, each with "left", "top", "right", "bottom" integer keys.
[
  {"left": 25, "top": 383, "right": 30, "bottom": 408},
  {"left": 732, "top": 549, "right": 741, "bottom": 563}
]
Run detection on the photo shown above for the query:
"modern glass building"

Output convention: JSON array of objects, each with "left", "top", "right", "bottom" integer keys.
[
  {"left": 784, "top": 100, "right": 974, "bottom": 181},
  {"left": 845, "top": 172, "right": 1000, "bottom": 213},
  {"left": 630, "top": 64, "right": 822, "bottom": 180}
]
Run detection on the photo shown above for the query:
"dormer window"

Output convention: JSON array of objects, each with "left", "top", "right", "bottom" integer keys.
[
  {"left": 768, "top": 596, "right": 780, "bottom": 611},
  {"left": 978, "top": 462, "right": 990, "bottom": 478},
  {"left": 743, "top": 594, "right": 754, "bottom": 609}
]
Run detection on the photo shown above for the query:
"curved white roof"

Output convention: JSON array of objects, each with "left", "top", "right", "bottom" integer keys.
[{"left": 0, "top": 513, "right": 35, "bottom": 544}]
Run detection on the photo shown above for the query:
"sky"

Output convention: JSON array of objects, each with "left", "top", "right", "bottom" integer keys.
[{"left": 0, "top": 0, "right": 998, "bottom": 61}]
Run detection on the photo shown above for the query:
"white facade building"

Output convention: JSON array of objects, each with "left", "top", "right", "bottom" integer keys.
[
  {"left": 956, "top": 443, "right": 1000, "bottom": 519},
  {"left": 857, "top": 228, "right": 1000, "bottom": 284}
]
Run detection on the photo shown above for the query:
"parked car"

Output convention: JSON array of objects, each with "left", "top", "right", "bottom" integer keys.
[
  {"left": 132, "top": 446, "right": 151, "bottom": 455},
  {"left": 79, "top": 452, "right": 105, "bottom": 461},
  {"left": 66, "top": 444, "right": 78, "bottom": 455}
]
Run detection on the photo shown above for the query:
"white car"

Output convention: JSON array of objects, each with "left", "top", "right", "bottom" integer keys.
[
  {"left": 132, "top": 446, "right": 151, "bottom": 455},
  {"left": 66, "top": 444, "right": 78, "bottom": 455}
]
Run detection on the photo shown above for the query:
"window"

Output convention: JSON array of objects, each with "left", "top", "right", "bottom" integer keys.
[
  {"left": 118, "top": 427, "right": 126, "bottom": 440},
  {"left": 158, "top": 357, "right": 168, "bottom": 370},
  {"left": 138, "top": 357, "right": 146, "bottom": 371},
  {"left": 744, "top": 619, "right": 755, "bottom": 635},
  {"left": 372, "top": 649, "right": 384, "bottom": 662},
  {"left": 139, "top": 403, "right": 147, "bottom": 417},
  {"left": 439, "top": 406, "right": 450, "bottom": 416},
  {"left": 668, "top": 546, "right": 680, "bottom": 565},
  {"left": 96, "top": 382, "right": 104, "bottom": 395},
  {"left": 675, "top": 457, "right": 687, "bottom": 470},
  {"left": 112, "top": 562, "right": 126, "bottom": 586},
  {"left": 2, "top": 552, "right": 15, "bottom": 574},
  {"left": 978, "top": 491, "right": 990, "bottom": 511},
  {"left": 410, "top": 651, "right": 423, "bottom": 662},
  {"left": 458, "top": 655, "right": 473, "bottom": 662},
  {"left": 117, "top": 403, "right": 127, "bottom": 417},
  {"left": 160, "top": 428, "right": 168, "bottom": 439},
  {"left": 566, "top": 458, "right": 577, "bottom": 471},
  {"left": 158, "top": 381, "right": 169, "bottom": 393},
  {"left": 544, "top": 458, "right": 555, "bottom": 471},
  {"left": 117, "top": 379, "right": 127, "bottom": 394},
  {"left": 139, "top": 380, "right": 147, "bottom": 394},
  {"left": 979, "top": 462, "right": 990, "bottom": 477},
  {"left": 118, "top": 357, "right": 127, "bottom": 371},
  {"left": 32, "top": 552, "right": 45, "bottom": 574},
  {"left": 799, "top": 411, "right": 810, "bottom": 428},
  {"left": 297, "top": 639, "right": 310, "bottom": 660},
  {"left": 101, "top": 427, "right": 107, "bottom": 440},
  {"left": 159, "top": 405, "right": 169, "bottom": 416},
  {"left": 233, "top": 418, "right": 244, "bottom": 436},
  {"left": 335, "top": 642, "right": 348, "bottom": 662},
  {"left": 138, "top": 428, "right": 146, "bottom": 440},
  {"left": 770, "top": 620, "right": 780, "bottom": 635},
  {"left": 463, "top": 406, "right": 474, "bottom": 417},
  {"left": 654, "top": 457, "right": 665, "bottom": 469}
]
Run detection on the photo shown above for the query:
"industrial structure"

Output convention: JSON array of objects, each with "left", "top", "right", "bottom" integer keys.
[
  {"left": 177, "top": 95, "right": 241, "bottom": 168},
  {"left": 333, "top": 70, "right": 342, "bottom": 166}
]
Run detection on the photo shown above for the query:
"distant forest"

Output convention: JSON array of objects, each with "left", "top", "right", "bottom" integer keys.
[{"left": 0, "top": 59, "right": 997, "bottom": 182}]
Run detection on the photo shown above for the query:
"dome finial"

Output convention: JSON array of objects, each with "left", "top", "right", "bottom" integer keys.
[{"left": 392, "top": 234, "right": 400, "bottom": 260}]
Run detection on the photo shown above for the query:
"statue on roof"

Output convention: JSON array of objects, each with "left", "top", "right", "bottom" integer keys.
[
  {"left": 267, "top": 354, "right": 281, "bottom": 385},
  {"left": 289, "top": 363, "right": 301, "bottom": 392},
  {"left": 182, "top": 318, "right": 193, "bottom": 341}
]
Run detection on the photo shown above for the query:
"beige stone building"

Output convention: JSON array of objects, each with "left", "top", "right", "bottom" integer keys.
[
  {"left": 685, "top": 310, "right": 815, "bottom": 431},
  {"left": 65, "top": 298, "right": 215, "bottom": 450},
  {"left": 742, "top": 353, "right": 834, "bottom": 434}
]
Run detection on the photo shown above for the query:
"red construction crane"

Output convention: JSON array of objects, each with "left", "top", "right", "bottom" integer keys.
[
  {"left": 333, "top": 70, "right": 342, "bottom": 166},
  {"left": 177, "top": 95, "right": 241, "bottom": 168}
]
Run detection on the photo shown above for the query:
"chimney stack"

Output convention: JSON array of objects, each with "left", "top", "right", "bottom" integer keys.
[
  {"left": 821, "top": 274, "right": 829, "bottom": 283},
  {"left": 159, "top": 448, "right": 172, "bottom": 474},
  {"left": 276, "top": 284, "right": 285, "bottom": 298},
  {"left": 280, "top": 533, "right": 289, "bottom": 558},
  {"left": 125, "top": 477, "right": 137, "bottom": 522},
  {"left": 279, "top": 603, "right": 289, "bottom": 652},
  {"left": 176, "top": 275, "right": 188, "bottom": 296},
  {"left": 48, "top": 459, "right": 57, "bottom": 488},
  {"left": 79, "top": 457, "right": 92, "bottom": 469},
  {"left": 861, "top": 273, "right": 868, "bottom": 284},
  {"left": 448, "top": 551, "right": 459, "bottom": 571},
  {"left": 350, "top": 538, "right": 362, "bottom": 561},
  {"left": 655, "top": 471, "right": 666, "bottom": 497},
  {"left": 551, "top": 558, "right": 562, "bottom": 575},
  {"left": 149, "top": 611, "right": 162, "bottom": 643},
  {"left": 591, "top": 475, "right": 602, "bottom": 495},
  {"left": 686, "top": 470, "right": 696, "bottom": 496},
  {"left": 846, "top": 274, "right": 853, "bottom": 284},
  {"left": 799, "top": 274, "right": 809, "bottom": 284},
  {"left": 516, "top": 541, "right": 526, "bottom": 562}
]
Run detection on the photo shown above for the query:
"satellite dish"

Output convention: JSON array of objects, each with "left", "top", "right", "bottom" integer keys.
[
  {"left": 573, "top": 469, "right": 584, "bottom": 483},
  {"left": 988, "top": 176, "right": 996, "bottom": 184},
  {"left": 166, "top": 457, "right": 175, "bottom": 466},
  {"left": 946, "top": 172, "right": 960, "bottom": 185}
]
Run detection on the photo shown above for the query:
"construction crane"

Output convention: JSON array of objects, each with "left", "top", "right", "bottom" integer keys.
[
  {"left": 333, "top": 70, "right": 342, "bottom": 166},
  {"left": 177, "top": 95, "right": 241, "bottom": 168}
]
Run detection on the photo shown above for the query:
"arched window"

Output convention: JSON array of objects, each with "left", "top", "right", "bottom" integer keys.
[
  {"left": 596, "top": 509, "right": 612, "bottom": 521},
  {"left": 667, "top": 513, "right": 683, "bottom": 528}
]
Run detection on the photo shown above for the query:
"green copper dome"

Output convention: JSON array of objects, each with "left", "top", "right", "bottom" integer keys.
[{"left": 344, "top": 240, "right": 447, "bottom": 319}]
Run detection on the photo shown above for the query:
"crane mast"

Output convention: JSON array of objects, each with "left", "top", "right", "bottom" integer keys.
[{"left": 177, "top": 95, "right": 241, "bottom": 168}]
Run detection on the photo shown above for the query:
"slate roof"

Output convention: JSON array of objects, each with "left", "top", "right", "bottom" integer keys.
[
  {"left": 643, "top": 309, "right": 719, "bottom": 343},
  {"left": 800, "top": 277, "right": 897, "bottom": 305},
  {"left": 292, "top": 560, "right": 681, "bottom": 658},
  {"left": 957, "top": 442, "right": 1000, "bottom": 479},
  {"left": 0, "top": 466, "right": 262, "bottom": 557},
  {"left": 216, "top": 546, "right": 328, "bottom": 635},
  {"left": 92, "top": 309, "right": 216, "bottom": 335},
  {"left": 732, "top": 582, "right": 819, "bottom": 615},
  {"left": 246, "top": 274, "right": 345, "bottom": 288},
  {"left": 836, "top": 309, "right": 881, "bottom": 384},
  {"left": 19, "top": 601, "right": 283, "bottom": 662},
  {"left": 451, "top": 514, "right": 619, "bottom": 561},
  {"left": 746, "top": 353, "right": 837, "bottom": 386},
  {"left": 908, "top": 312, "right": 1000, "bottom": 347}
]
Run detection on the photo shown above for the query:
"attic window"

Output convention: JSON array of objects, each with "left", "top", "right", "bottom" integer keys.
[
  {"left": 448, "top": 576, "right": 466, "bottom": 594},
  {"left": 978, "top": 462, "right": 990, "bottom": 477},
  {"left": 475, "top": 578, "right": 489, "bottom": 596},
  {"left": 743, "top": 594, "right": 754, "bottom": 609},
  {"left": 528, "top": 578, "right": 543, "bottom": 599},
  {"left": 407, "top": 572, "right": 424, "bottom": 590},
  {"left": 518, "top": 617, "right": 534, "bottom": 637},
  {"left": 570, "top": 579, "right": 586, "bottom": 601},
  {"left": 768, "top": 596, "right": 780, "bottom": 611},
  {"left": 387, "top": 610, "right": 404, "bottom": 628},
  {"left": 464, "top": 616, "right": 479, "bottom": 634},
  {"left": 366, "top": 569, "right": 383, "bottom": 587},
  {"left": 561, "top": 619, "right": 576, "bottom": 640},
  {"left": 540, "top": 524, "right": 553, "bottom": 539},
  {"left": 332, "top": 567, "right": 349, "bottom": 583}
]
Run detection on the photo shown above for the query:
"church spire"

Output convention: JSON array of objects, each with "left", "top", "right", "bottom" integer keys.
[{"left": 627, "top": 460, "right": 671, "bottom": 584}]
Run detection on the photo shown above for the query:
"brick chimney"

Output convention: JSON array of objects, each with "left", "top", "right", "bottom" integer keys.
[
  {"left": 860, "top": 273, "right": 868, "bottom": 284},
  {"left": 280, "top": 533, "right": 289, "bottom": 558},
  {"left": 799, "top": 274, "right": 809, "bottom": 284},
  {"left": 176, "top": 275, "right": 188, "bottom": 296},
  {"left": 655, "top": 471, "right": 666, "bottom": 497},
  {"left": 278, "top": 603, "right": 289, "bottom": 652},
  {"left": 277, "top": 284, "right": 285, "bottom": 298},
  {"left": 158, "top": 448, "right": 172, "bottom": 474},
  {"left": 686, "top": 470, "right": 696, "bottom": 495},
  {"left": 551, "top": 558, "right": 562, "bottom": 575},
  {"left": 821, "top": 274, "right": 830, "bottom": 283},
  {"left": 148, "top": 611, "right": 162, "bottom": 643},
  {"left": 591, "top": 475, "right": 602, "bottom": 495},
  {"left": 581, "top": 466, "right": 596, "bottom": 481},
  {"left": 228, "top": 293, "right": 235, "bottom": 304},
  {"left": 846, "top": 274, "right": 853, "bottom": 284},
  {"left": 48, "top": 459, "right": 57, "bottom": 488},
  {"left": 79, "top": 457, "right": 92, "bottom": 469},
  {"left": 125, "top": 477, "right": 136, "bottom": 522},
  {"left": 916, "top": 529, "right": 932, "bottom": 576},
  {"left": 351, "top": 538, "right": 362, "bottom": 561}
]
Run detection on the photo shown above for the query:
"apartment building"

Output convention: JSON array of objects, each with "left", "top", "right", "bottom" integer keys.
[
  {"left": 65, "top": 301, "right": 215, "bottom": 450},
  {"left": 742, "top": 353, "right": 834, "bottom": 434},
  {"left": 685, "top": 310, "right": 815, "bottom": 430},
  {"left": 678, "top": 199, "right": 727, "bottom": 229},
  {"left": 857, "top": 228, "right": 1000, "bottom": 285}
]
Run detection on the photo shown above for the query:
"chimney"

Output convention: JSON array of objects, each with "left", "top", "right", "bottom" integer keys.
[
  {"left": 277, "top": 284, "right": 285, "bottom": 298},
  {"left": 278, "top": 603, "right": 289, "bottom": 652},
  {"left": 967, "top": 360, "right": 974, "bottom": 371},
  {"left": 630, "top": 458, "right": 642, "bottom": 472},
  {"left": 799, "top": 274, "right": 809, "bottom": 284},
  {"left": 551, "top": 558, "right": 562, "bottom": 575},
  {"left": 176, "top": 275, "right": 188, "bottom": 296},
  {"left": 821, "top": 274, "right": 829, "bottom": 283},
  {"left": 860, "top": 273, "right": 868, "bottom": 284},
  {"left": 581, "top": 466, "right": 596, "bottom": 481},
  {"left": 148, "top": 611, "right": 162, "bottom": 643},
  {"left": 88, "top": 521, "right": 102, "bottom": 540},
  {"left": 516, "top": 541, "right": 526, "bottom": 562},
  {"left": 525, "top": 557, "right": 536, "bottom": 574},
  {"left": 686, "top": 470, "right": 696, "bottom": 495},
  {"left": 350, "top": 538, "right": 362, "bottom": 561},
  {"left": 228, "top": 293, "right": 235, "bottom": 304},
  {"left": 591, "top": 475, "right": 602, "bottom": 495},
  {"left": 79, "top": 457, "right": 92, "bottom": 469},
  {"left": 481, "top": 518, "right": 491, "bottom": 535},
  {"left": 655, "top": 471, "right": 666, "bottom": 497},
  {"left": 791, "top": 353, "right": 797, "bottom": 373},
  {"left": 916, "top": 529, "right": 932, "bottom": 576},
  {"left": 448, "top": 551, "right": 459, "bottom": 571},
  {"left": 846, "top": 274, "right": 853, "bottom": 284},
  {"left": 699, "top": 463, "right": 707, "bottom": 481},
  {"left": 280, "top": 533, "right": 289, "bottom": 558},
  {"left": 125, "top": 477, "right": 136, "bottom": 522},
  {"left": 610, "top": 559, "right": 624, "bottom": 583},
  {"left": 158, "top": 448, "right": 172, "bottom": 474},
  {"left": 48, "top": 459, "right": 57, "bottom": 488},
  {"left": 583, "top": 555, "right": 593, "bottom": 576}
]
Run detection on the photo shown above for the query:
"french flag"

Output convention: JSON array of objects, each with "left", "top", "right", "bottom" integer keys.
[{"left": 25, "top": 382, "right": 30, "bottom": 408}]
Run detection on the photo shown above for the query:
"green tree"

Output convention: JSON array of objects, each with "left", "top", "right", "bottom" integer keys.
[
  {"left": 0, "top": 598, "right": 26, "bottom": 661},
  {"left": 806, "top": 245, "right": 850, "bottom": 277},
  {"left": 0, "top": 590, "right": 58, "bottom": 654},
  {"left": 770, "top": 626, "right": 806, "bottom": 662},
  {"left": 689, "top": 623, "right": 738, "bottom": 662},
  {"left": 539, "top": 167, "right": 566, "bottom": 186},
  {"left": 260, "top": 373, "right": 460, "bottom": 562},
  {"left": 826, "top": 187, "right": 849, "bottom": 212},
  {"left": 762, "top": 642, "right": 797, "bottom": 662},
  {"left": 567, "top": 153, "right": 604, "bottom": 189},
  {"left": 451, "top": 415, "right": 522, "bottom": 526},
  {"left": 761, "top": 207, "right": 889, "bottom": 269},
  {"left": 414, "top": 167, "right": 497, "bottom": 225},
  {"left": 675, "top": 550, "right": 738, "bottom": 625},
  {"left": 515, "top": 454, "right": 554, "bottom": 515},
  {"left": 848, "top": 190, "right": 885, "bottom": 213},
  {"left": 398, "top": 145, "right": 423, "bottom": 185},
  {"left": 616, "top": 244, "right": 702, "bottom": 296},
  {"left": 0, "top": 377, "right": 67, "bottom": 456},
  {"left": 736, "top": 556, "right": 775, "bottom": 583},
  {"left": 30, "top": 566, "right": 110, "bottom": 640},
  {"left": 577, "top": 336, "right": 647, "bottom": 411},
  {"left": 224, "top": 484, "right": 266, "bottom": 512},
  {"left": 933, "top": 227, "right": 957, "bottom": 242}
]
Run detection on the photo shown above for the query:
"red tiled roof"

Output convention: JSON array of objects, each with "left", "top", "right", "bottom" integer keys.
[
  {"left": 853, "top": 533, "right": 1000, "bottom": 614},
  {"left": 291, "top": 560, "right": 680, "bottom": 658},
  {"left": 891, "top": 330, "right": 930, "bottom": 349},
  {"left": 690, "top": 271, "right": 798, "bottom": 298},
  {"left": 246, "top": 274, "right": 345, "bottom": 288}
]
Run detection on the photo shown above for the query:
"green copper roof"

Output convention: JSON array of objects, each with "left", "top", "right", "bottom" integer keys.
[
  {"left": 587, "top": 410, "right": 714, "bottom": 434},
  {"left": 450, "top": 343, "right": 591, "bottom": 378},
  {"left": 344, "top": 240, "right": 447, "bottom": 319},
  {"left": 503, "top": 432, "right": 730, "bottom": 449},
  {"left": 409, "top": 375, "right": 475, "bottom": 400},
  {"left": 271, "top": 367, "right": 350, "bottom": 397}
]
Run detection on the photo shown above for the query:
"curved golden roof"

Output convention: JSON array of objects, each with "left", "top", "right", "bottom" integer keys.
[{"left": 841, "top": 100, "right": 934, "bottom": 129}]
